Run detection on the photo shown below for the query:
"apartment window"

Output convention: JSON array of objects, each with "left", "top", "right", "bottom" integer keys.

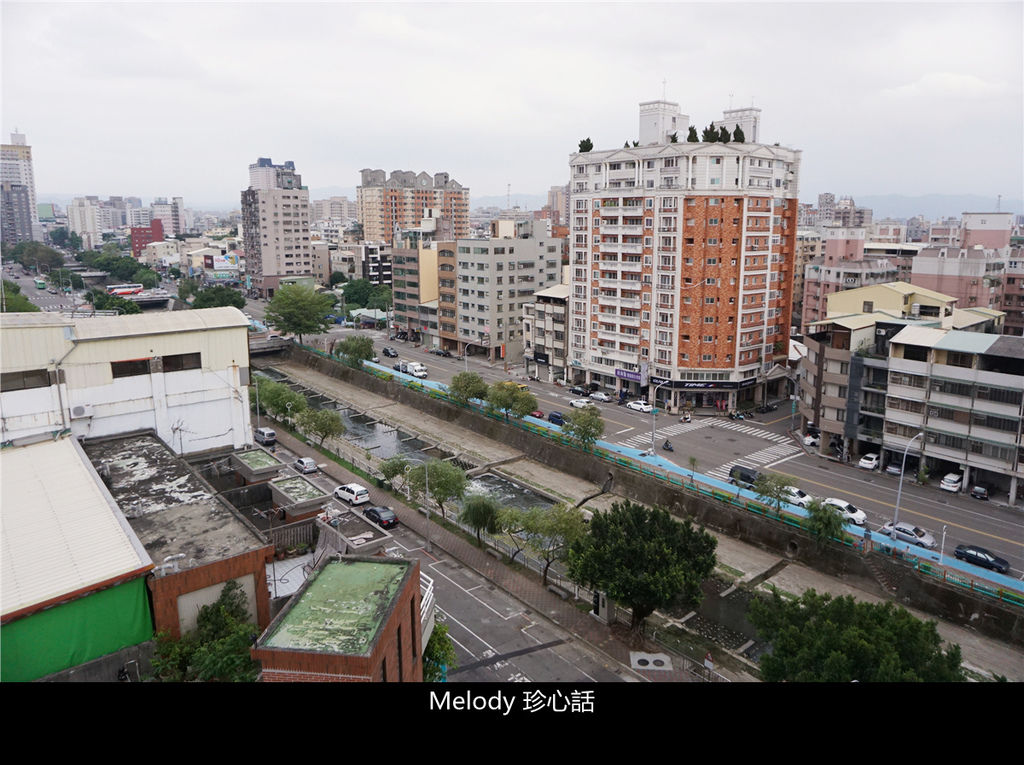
[
  {"left": 704, "top": 316, "right": 716, "bottom": 323},
  {"left": 703, "top": 335, "right": 714, "bottom": 342},
  {"left": 702, "top": 354, "right": 713, "bottom": 362}
]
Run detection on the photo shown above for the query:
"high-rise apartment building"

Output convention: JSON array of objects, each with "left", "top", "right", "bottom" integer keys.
[
  {"left": 568, "top": 99, "right": 801, "bottom": 410},
  {"left": 1, "top": 131, "right": 40, "bottom": 241},
  {"left": 130, "top": 218, "right": 165, "bottom": 258},
  {"left": 241, "top": 157, "right": 312, "bottom": 298},
  {"left": 151, "top": 196, "right": 186, "bottom": 237},
  {"left": 1, "top": 183, "right": 33, "bottom": 245},
  {"left": 66, "top": 197, "right": 104, "bottom": 251},
  {"left": 357, "top": 169, "right": 469, "bottom": 244}
]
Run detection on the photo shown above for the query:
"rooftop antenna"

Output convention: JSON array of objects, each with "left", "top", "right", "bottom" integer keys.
[
  {"left": 729, "top": 93, "right": 734, "bottom": 109},
  {"left": 662, "top": 79, "right": 667, "bottom": 100},
  {"left": 996, "top": 194, "right": 1001, "bottom": 212},
  {"left": 506, "top": 183, "right": 511, "bottom": 210}
]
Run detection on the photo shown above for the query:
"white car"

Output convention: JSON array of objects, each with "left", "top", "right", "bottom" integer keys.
[
  {"left": 803, "top": 433, "right": 820, "bottom": 447},
  {"left": 939, "top": 473, "right": 963, "bottom": 493},
  {"left": 858, "top": 453, "right": 880, "bottom": 470},
  {"left": 783, "top": 486, "right": 812, "bottom": 508},
  {"left": 589, "top": 391, "right": 612, "bottom": 402},
  {"left": 569, "top": 398, "right": 591, "bottom": 408},
  {"left": 333, "top": 483, "right": 370, "bottom": 505},
  {"left": 823, "top": 498, "right": 867, "bottom": 526},
  {"left": 625, "top": 400, "right": 653, "bottom": 413}
]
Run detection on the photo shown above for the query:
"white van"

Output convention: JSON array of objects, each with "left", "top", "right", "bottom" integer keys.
[
  {"left": 254, "top": 427, "right": 277, "bottom": 446},
  {"left": 333, "top": 483, "right": 370, "bottom": 505}
]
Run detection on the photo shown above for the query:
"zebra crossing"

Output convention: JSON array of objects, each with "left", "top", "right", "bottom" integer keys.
[
  {"left": 618, "top": 416, "right": 793, "bottom": 450},
  {"left": 704, "top": 442, "right": 803, "bottom": 482}
]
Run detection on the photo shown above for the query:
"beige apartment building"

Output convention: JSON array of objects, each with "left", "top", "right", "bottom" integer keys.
[
  {"left": 568, "top": 99, "right": 801, "bottom": 411},
  {"left": 357, "top": 169, "right": 469, "bottom": 244}
]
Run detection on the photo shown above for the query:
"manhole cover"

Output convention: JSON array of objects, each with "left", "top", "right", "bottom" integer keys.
[{"left": 629, "top": 652, "right": 673, "bottom": 671}]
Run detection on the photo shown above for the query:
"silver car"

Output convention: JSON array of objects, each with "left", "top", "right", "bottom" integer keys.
[
  {"left": 880, "top": 521, "right": 937, "bottom": 549},
  {"left": 589, "top": 391, "right": 612, "bottom": 402}
]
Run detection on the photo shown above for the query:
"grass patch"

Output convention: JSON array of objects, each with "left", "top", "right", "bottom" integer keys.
[{"left": 716, "top": 562, "right": 745, "bottom": 580}]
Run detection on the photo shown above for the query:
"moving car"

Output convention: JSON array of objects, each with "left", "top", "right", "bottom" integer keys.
[
  {"left": 547, "top": 411, "right": 565, "bottom": 426},
  {"left": 782, "top": 486, "right": 812, "bottom": 508},
  {"left": 858, "top": 453, "right": 880, "bottom": 470},
  {"left": 333, "top": 483, "right": 370, "bottom": 505},
  {"left": 626, "top": 400, "right": 653, "bottom": 413},
  {"left": 382, "top": 346, "right": 399, "bottom": 358},
  {"left": 293, "top": 457, "right": 318, "bottom": 474},
  {"left": 803, "top": 433, "right": 820, "bottom": 447},
  {"left": 568, "top": 385, "right": 588, "bottom": 396},
  {"left": 569, "top": 398, "right": 591, "bottom": 409},
  {"left": 939, "top": 473, "right": 963, "bottom": 493},
  {"left": 953, "top": 544, "right": 1010, "bottom": 574},
  {"left": 529, "top": 410, "right": 544, "bottom": 418},
  {"left": 879, "top": 521, "right": 937, "bottom": 549},
  {"left": 728, "top": 465, "right": 760, "bottom": 489},
  {"left": 822, "top": 498, "right": 867, "bottom": 526},
  {"left": 363, "top": 506, "right": 398, "bottom": 530},
  {"left": 589, "top": 391, "right": 612, "bottom": 402}
]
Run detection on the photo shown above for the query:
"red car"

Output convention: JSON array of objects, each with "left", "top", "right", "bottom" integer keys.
[{"left": 530, "top": 410, "right": 544, "bottom": 418}]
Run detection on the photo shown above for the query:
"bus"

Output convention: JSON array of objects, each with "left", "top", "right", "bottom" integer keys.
[
  {"left": 34, "top": 278, "right": 46, "bottom": 290},
  {"left": 106, "top": 283, "right": 144, "bottom": 296}
]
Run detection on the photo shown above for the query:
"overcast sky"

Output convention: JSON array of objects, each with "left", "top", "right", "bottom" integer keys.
[{"left": 3, "top": 1, "right": 1021, "bottom": 210}]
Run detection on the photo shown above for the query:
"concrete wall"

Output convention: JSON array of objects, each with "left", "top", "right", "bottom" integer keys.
[{"left": 285, "top": 346, "right": 1024, "bottom": 646}]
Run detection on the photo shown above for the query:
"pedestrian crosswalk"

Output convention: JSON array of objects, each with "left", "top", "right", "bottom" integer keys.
[{"left": 705, "top": 442, "right": 803, "bottom": 482}]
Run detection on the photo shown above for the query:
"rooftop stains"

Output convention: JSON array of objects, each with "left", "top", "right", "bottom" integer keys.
[
  {"left": 272, "top": 476, "right": 326, "bottom": 501},
  {"left": 263, "top": 559, "right": 409, "bottom": 655},
  {"left": 235, "top": 449, "right": 283, "bottom": 470}
]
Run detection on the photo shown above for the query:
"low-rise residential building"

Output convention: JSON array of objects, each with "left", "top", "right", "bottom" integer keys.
[{"left": 523, "top": 283, "right": 570, "bottom": 383}]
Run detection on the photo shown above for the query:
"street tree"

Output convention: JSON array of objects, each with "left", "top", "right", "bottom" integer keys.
[
  {"left": 336, "top": 334, "right": 375, "bottom": 367},
  {"left": 177, "top": 278, "right": 200, "bottom": 302},
  {"left": 329, "top": 271, "right": 347, "bottom": 286},
  {"left": 85, "top": 289, "right": 141, "bottom": 314},
  {"left": 366, "top": 285, "right": 392, "bottom": 312},
  {"left": 265, "top": 284, "right": 335, "bottom": 344},
  {"left": 496, "top": 507, "right": 529, "bottom": 563},
  {"left": 447, "top": 371, "right": 488, "bottom": 404},
  {"left": 340, "top": 278, "right": 373, "bottom": 308},
  {"left": 380, "top": 455, "right": 410, "bottom": 491},
  {"left": 2, "top": 280, "right": 39, "bottom": 312},
  {"left": 459, "top": 494, "right": 501, "bottom": 546},
  {"left": 688, "top": 455, "right": 699, "bottom": 484},
  {"left": 568, "top": 500, "right": 717, "bottom": 633},
  {"left": 49, "top": 227, "right": 71, "bottom": 248},
  {"left": 4, "top": 241, "right": 63, "bottom": 271},
  {"left": 562, "top": 404, "right": 604, "bottom": 450},
  {"left": 133, "top": 268, "right": 160, "bottom": 289},
  {"left": 296, "top": 408, "right": 345, "bottom": 446},
  {"left": 748, "top": 588, "right": 963, "bottom": 682},
  {"left": 803, "top": 498, "right": 847, "bottom": 548},
  {"left": 486, "top": 380, "right": 537, "bottom": 420},
  {"left": 406, "top": 459, "right": 467, "bottom": 521},
  {"left": 192, "top": 285, "right": 246, "bottom": 309},
  {"left": 252, "top": 377, "right": 307, "bottom": 420},
  {"left": 522, "top": 504, "right": 589, "bottom": 585},
  {"left": 422, "top": 623, "right": 458, "bottom": 681},
  {"left": 48, "top": 268, "right": 84, "bottom": 290},
  {"left": 168, "top": 266, "right": 182, "bottom": 279},
  {"left": 752, "top": 471, "right": 792, "bottom": 515}
]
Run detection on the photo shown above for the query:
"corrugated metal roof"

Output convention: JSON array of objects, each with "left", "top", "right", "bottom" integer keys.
[
  {"left": 1, "top": 438, "right": 152, "bottom": 618},
  {"left": 71, "top": 307, "right": 247, "bottom": 341},
  {"left": 889, "top": 326, "right": 948, "bottom": 347},
  {"left": 932, "top": 331, "right": 1000, "bottom": 354},
  {"left": 534, "top": 284, "right": 570, "bottom": 299}
]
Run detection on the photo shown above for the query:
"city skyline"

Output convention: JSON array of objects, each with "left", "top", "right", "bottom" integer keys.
[{"left": 2, "top": 2, "right": 1021, "bottom": 209}]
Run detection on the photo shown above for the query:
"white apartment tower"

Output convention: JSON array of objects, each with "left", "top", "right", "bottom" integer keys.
[
  {"left": 568, "top": 99, "right": 801, "bottom": 411},
  {"left": 241, "top": 157, "right": 312, "bottom": 298},
  {"left": 1, "top": 131, "right": 41, "bottom": 241}
]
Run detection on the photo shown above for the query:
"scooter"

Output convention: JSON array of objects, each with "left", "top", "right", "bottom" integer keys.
[
  {"left": 680, "top": 411, "right": 691, "bottom": 423},
  {"left": 662, "top": 440, "right": 674, "bottom": 452}
]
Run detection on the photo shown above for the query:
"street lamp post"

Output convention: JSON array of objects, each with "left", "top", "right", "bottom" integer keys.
[
  {"left": 648, "top": 379, "right": 672, "bottom": 455},
  {"left": 891, "top": 431, "right": 924, "bottom": 540}
]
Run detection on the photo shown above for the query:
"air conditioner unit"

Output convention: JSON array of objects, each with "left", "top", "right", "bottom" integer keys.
[{"left": 70, "top": 404, "right": 93, "bottom": 419}]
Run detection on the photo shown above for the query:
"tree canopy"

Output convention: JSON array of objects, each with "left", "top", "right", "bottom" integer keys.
[
  {"left": 578, "top": 137, "right": 593, "bottom": 153},
  {"left": 568, "top": 500, "right": 717, "bottom": 632},
  {"left": 423, "top": 623, "right": 458, "bottom": 682},
  {"left": 296, "top": 407, "right": 345, "bottom": 446},
  {"left": 732, "top": 124, "right": 745, "bottom": 143},
  {"left": 752, "top": 471, "right": 791, "bottom": 514},
  {"left": 336, "top": 334, "right": 375, "bottom": 367},
  {"left": 341, "top": 279, "right": 391, "bottom": 311},
  {"left": 407, "top": 459, "right": 467, "bottom": 521},
  {"left": 2, "top": 279, "right": 40, "bottom": 312},
  {"left": 447, "top": 371, "right": 488, "bottom": 405},
  {"left": 748, "top": 589, "right": 964, "bottom": 682},
  {"left": 329, "top": 271, "right": 347, "bottom": 286},
  {"left": 803, "top": 498, "right": 847, "bottom": 548},
  {"left": 485, "top": 380, "right": 537, "bottom": 420},
  {"left": 85, "top": 289, "right": 141, "bottom": 314},
  {"left": 562, "top": 404, "right": 604, "bottom": 450},
  {"left": 718, "top": 125, "right": 731, "bottom": 143},
  {"left": 265, "top": 284, "right": 335, "bottom": 343},
  {"left": 3, "top": 241, "right": 63, "bottom": 271},
  {"left": 459, "top": 494, "right": 502, "bottom": 546},
  {"left": 686, "top": 125, "right": 699, "bottom": 142},
  {"left": 522, "top": 504, "right": 589, "bottom": 585},
  {"left": 701, "top": 123, "right": 719, "bottom": 142},
  {"left": 251, "top": 376, "right": 307, "bottom": 419},
  {"left": 191, "top": 285, "right": 246, "bottom": 310}
]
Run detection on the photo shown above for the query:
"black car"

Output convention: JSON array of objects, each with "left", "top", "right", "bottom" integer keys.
[
  {"left": 363, "top": 506, "right": 398, "bottom": 530},
  {"left": 382, "top": 346, "right": 399, "bottom": 358},
  {"left": 954, "top": 544, "right": 1010, "bottom": 574},
  {"left": 568, "top": 385, "right": 587, "bottom": 396},
  {"left": 392, "top": 363, "right": 402, "bottom": 371},
  {"left": 970, "top": 485, "right": 989, "bottom": 500}
]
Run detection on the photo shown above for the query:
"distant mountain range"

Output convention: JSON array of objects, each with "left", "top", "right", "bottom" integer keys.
[{"left": 38, "top": 190, "right": 1020, "bottom": 222}]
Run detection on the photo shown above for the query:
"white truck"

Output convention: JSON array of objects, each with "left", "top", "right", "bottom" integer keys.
[{"left": 398, "top": 360, "right": 428, "bottom": 378}]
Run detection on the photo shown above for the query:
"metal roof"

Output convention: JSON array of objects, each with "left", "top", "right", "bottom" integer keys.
[
  {"left": 932, "top": 331, "right": 1000, "bottom": 354},
  {"left": 1, "top": 438, "right": 152, "bottom": 619},
  {"left": 71, "top": 306, "right": 248, "bottom": 341}
]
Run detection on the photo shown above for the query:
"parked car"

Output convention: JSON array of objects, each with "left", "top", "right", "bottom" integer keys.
[
  {"left": 547, "top": 411, "right": 565, "bottom": 426},
  {"left": 569, "top": 398, "right": 591, "bottom": 409},
  {"left": 254, "top": 427, "right": 277, "bottom": 446},
  {"left": 529, "top": 410, "right": 544, "bottom": 418},
  {"left": 953, "top": 544, "right": 1010, "bottom": 574},
  {"left": 382, "top": 346, "right": 399, "bottom": 358},
  {"left": 879, "top": 521, "right": 937, "bottom": 549},
  {"left": 885, "top": 463, "right": 904, "bottom": 476},
  {"left": 568, "top": 385, "right": 588, "bottom": 396},
  {"left": 293, "top": 457, "right": 318, "bottom": 474},
  {"left": 363, "top": 506, "right": 398, "bottom": 530},
  {"left": 586, "top": 382, "right": 600, "bottom": 392},
  {"left": 626, "top": 400, "right": 653, "bottom": 413},
  {"left": 333, "top": 483, "right": 370, "bottom": 505},
  {"left": 822, "top": 498, "right": 867, "bottom": 526},
  {"left": 370, "top": 355, "right": 380, "bottom": 363},
  {"left": 970, "top": 485, "right": 989, "bottom": 500},
  {"left": 589, "top": 391, "right": 612, "bottom": 402},
  {"left": 858, "top": 453, "right": 880, "bottom": 470},
  {"left": 803, "top": 433, "right": 820, "bottom": 447},
  {"left": 728, "top": 465, "right": 760, "bottom": 489},
  {"left": 939, "top": 473, "right": 963, "bottom": 493},
  {"left": 782, "top": 486, "right": 812, "bottom": 508}
]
